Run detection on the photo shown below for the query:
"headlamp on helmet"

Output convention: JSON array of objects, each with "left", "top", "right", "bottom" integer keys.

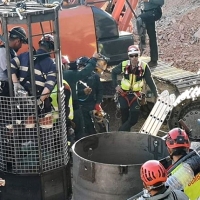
[{"left": 166, "top": 128, "right": 190, "bottom": 149}]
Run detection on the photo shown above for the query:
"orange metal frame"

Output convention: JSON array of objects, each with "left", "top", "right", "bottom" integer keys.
[
  {"left": 0, "top": 0, "right": 138, "bottom": 61},
  {"left": 112, "top": 0, "right": 138, "bottom": 31}
]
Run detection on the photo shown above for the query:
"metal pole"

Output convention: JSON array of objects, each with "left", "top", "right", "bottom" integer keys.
[
  {"left": 53, "top": 6, "right": 63, "bottom": 109},
  {"left": 2, "top": 17, "right": 14, "bottom": 97},
  {"left": 27, "top": 15, "right": 43, "bottom": 174}
]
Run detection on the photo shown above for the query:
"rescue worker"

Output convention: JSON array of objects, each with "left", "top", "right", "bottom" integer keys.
[
  {"left": 0, "top": 26, "right": 27, "bottom": 97},
  {"left": 63, "top": 53, "right": 104, "bottom": 140},
  {"left": 51, "top": 56, "right": 75, "bottom": 144},
  {"left": 136, "top": 0, "right": 164, "bottom": 67},
  {"left": 11, "top": 34, "right": 57, "bottom": 128},
  {"left": 77, "top": 56, "right": 104, "bottom": 135},
  {"left": 112, "top": 45, "right": 158, "bottom": 131},
  {"left": 139, "top": 160, "right": 189, "bottom": 199},
  {"left": 165, "top": 128, "right": 200, "bottom": 199}
]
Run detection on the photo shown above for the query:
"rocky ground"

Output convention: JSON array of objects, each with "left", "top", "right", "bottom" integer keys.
[{"left": 134, "top": 0, "right": 200, "bottom": 72}]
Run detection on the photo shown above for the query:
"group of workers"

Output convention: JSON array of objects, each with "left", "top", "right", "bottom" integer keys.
[
  {"left": 0, "top": 11, "right": 199, "bottom": 200},
  {"left": 135, "top": 128, "right": 200, "bottom": 200},
  {"left": 0, "top": 26, "right": 107, "bottom": 142}
]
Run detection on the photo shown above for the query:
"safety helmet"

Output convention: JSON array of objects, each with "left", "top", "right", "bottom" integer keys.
[
  {"left": 76, "top": 56, "right": 90, "bottom": 67},
  {"left": 39, "top": 34, "right": 54, "bottom": 51},
  {"left": 9, "top": 26, "right": 28, "bottom": 44},
  {"left": 166, "top": 128, "right": 190, "bottom": 149},
  {"left": 62, "top": 55, "right": 70, "bottom": 64},
  {"left": 140, "top": 160, "right": 167, "bottom": 187},
  {"left": 128, "top": 45, "right": 140, "bottom": 56}
]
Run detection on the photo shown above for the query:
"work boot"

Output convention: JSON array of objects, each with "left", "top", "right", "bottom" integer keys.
[
  {"left": 148, "top": 61, "right": 158, "bottom": 68},
  {"left": 39, "top": 113, "right": 53, "bottom": 129}
]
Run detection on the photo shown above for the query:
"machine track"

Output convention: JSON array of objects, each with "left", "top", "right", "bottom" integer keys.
[
  {"left": 168, "top": 97, "right": 200, "bottom": 141},
  {"left": 145, "top": 59, "right": 200, "bottom": 141}
]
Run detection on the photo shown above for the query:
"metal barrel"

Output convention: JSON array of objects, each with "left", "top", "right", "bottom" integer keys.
[{"left": 72, "top": 132, "right": 169, "bottom": 200}]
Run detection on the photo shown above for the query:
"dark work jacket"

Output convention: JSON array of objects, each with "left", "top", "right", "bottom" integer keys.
[
  {"left": 11, "top": 49, "right": 56, "bottom": 96},
  {"left": 77, "top": 72, "right": 103, "bottom": 107},
  {"left": 63, "top": 58, "right": 97, "bottom": 109}
]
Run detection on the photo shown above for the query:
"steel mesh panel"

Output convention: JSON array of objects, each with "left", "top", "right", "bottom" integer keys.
[{"left": 0, "top": 94, "right": 68, "bottom": 174}]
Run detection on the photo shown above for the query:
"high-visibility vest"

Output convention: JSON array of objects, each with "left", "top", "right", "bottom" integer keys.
[
  {"left": 51, "top": 80, "right": 74, "bottom": 120},
  {"left": 121, "top": 60, "right": 146, "bottom": 91},
  {"left": 171, "top": 163, "right": 200, "bottom": 200}
]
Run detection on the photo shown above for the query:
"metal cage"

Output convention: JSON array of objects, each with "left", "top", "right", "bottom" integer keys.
[{"left": 0, "top": 2, "right": 69, "bottom": 174}]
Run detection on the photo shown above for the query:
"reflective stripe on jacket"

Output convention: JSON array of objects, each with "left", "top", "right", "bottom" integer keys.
[
  {"left": 171, "top": 164, "right": 200, "bottom": 200},
  {"left": 121, "top": 60, "right": 146, "bottom": 91},
  {"left": 51, "top": 80, "right": 74, "bottom": 120}
]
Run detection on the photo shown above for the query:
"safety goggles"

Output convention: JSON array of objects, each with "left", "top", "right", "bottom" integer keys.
[{"left": 129, "top": 54, "right": 138, "bottom": 58}]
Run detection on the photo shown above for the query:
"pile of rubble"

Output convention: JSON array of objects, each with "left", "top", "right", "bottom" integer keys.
[{"left": 136, "top": 0, "right": 200, "bottom": 72}]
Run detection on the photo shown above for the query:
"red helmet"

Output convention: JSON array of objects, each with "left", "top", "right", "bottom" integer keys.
[
  {"left": 166, "top": 128, "right": 190, "bottom": 149},
  {"left": 127, "top": 45, "right": 140, "bottom": 55},
  {"left": 140, "top": 160, "right": 167, "bottom": 186}
]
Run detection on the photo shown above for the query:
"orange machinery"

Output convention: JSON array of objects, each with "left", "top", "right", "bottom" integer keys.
[{"left": 1, "top": 0, "right": 138, "bottom": 64}]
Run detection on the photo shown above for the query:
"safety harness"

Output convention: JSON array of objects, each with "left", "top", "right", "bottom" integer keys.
[
  {"left": 119, "top": 91, "right": 142, "bottom": 107},
  {"left": 119, "top": 60, "right": 146, "bottom": 107}
]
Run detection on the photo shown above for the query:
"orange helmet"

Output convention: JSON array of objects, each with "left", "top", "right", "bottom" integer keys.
[
  {"left": 140, "top": 160, "right": 167, "bottom": 186},
  {"left": 166, "top": 128, "right": 190, "bottom": 149},
  {"left": 127, "top": 45, "right": 140, "bottom": 55}
]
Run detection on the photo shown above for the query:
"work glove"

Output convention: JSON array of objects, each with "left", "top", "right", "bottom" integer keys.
[
  {"left": 13, "top": 82, "right": 25, "bottom": 97},
  {"left": 95, "top": 104, "right": 102, "bottom": 112},
  {"left": 84, "top": 87, "right": 92, "bottom": 95}
]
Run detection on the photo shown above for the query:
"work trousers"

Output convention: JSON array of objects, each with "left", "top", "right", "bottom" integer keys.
[
  {"left": 118, "top": 94, "right": 140, "bottom": 131},
  {"left": 81, "top": 104, "right": 97, "bottom": 136},
  {"left": 73, "top": 106, "right": 85, "bottom": 141},
  {"left": 139, "top": 7, "right": 162, "bottom": 62},
  {"left": 0, "top": 81, "right": 10, "bottom": 97},
  {"left": 0, "top": 82, "right": 11, "bottom": 128}
]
